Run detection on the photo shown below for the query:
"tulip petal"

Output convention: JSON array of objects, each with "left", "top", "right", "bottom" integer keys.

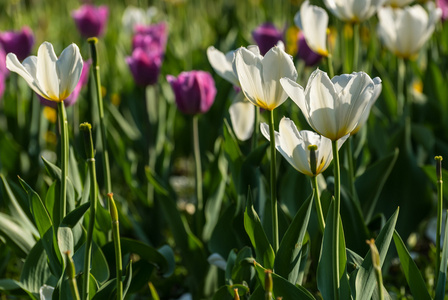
[
  {"left": 6, "top": 53, "right": 48, "bottom": 98},
  {"left": 229, "top": 92, "right": 255, "bottom": 141},
  {"left": 262, "top": 47, "right": 297, "bottom": 109},
  {"left": 56, "top": 43, "right": 83, "bottom": 101},
  {"left": 207, "top": 46, "right": 239, "bottom": 86},
  {"left": 280, "top": 77, "right": 309, "bottom": 120},
  {"left": 36, "top": 42, "right": 60, "bottom": 100}
]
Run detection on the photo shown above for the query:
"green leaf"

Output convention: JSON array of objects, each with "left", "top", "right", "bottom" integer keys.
[
  {"left": 0, "top": 212, "right": 35, "bottom": 257},
  {"left": 73, "top": 242, "right": 110, "bottom": 285},
  {"left": 393, "top": 230, "right": 431, "bottom": 300},
  {"left": 0, "top": 279, "right": 36, "bottom": 299},
  {"left": 351, "top": 208, "right": 399, "bottom": 300},
  {"left": 19, "top": 240, "right": 52, "bottom": 294},
  {"left": 317, "top": 201, "right": 348, "bottom": 300},
  {"left": 435, "top": 210, "right": 448, "bottom": 300},
  {"left": 254, "top": 261, "right": 315, "bottom": 299},
  {"left": 244, "top": 190, "right": 275, "bottom": 269},
  {"left": 275, "top": 192, "right": 313, "bottom": 284},
  {"left": 422, "top": 165, "right": 448, "bottom": 201},
  {"left": 123, "top": 260, "right": 133, "bottom": 299}
]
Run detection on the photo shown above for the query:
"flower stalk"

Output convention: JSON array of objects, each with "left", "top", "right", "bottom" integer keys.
[
  {"left": 332, "top": 139, "right": 341, "bottom": 300},
  {"left": 353, "top": 23, "right": 360, "bottom": 71},
  {"left": 435, "top": 156, "right": 443, "bottom": 288},
  {"left": 57, "top": 101, "right": 69, "bottom": 225},
  {"left": 88, "top": 37, "right": 112, "bottom": 195},
  {"left": 65, "top": 251, "right": 81, "bottom": 300},
  {"left": 366, "top": 239, "right": 384, "bottom": 300},
  {"left": 193, "top": 115, "right": 204, "bottom": 234},
  {"left": 265, "top": 269, "right": 273, "bottom": 300},
  {"left": 80, "top": 122, "right": 97, "bottom": 300},
  {"left": 108, "top": 193, "right": 123, "bottom": 300},
  {"left": 269, "top": 109, "right": 279, "bottom": 253}
]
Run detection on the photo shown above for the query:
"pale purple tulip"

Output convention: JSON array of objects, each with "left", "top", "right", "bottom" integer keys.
[
  {"left": 132, "top": 22, "right": 168, "bottom": 54},
  {"left": 167, "top": 71, "right": 216, "bottom": 115},
  {"left": 437, "top": 0, "right": 448, "bottom": 21},
  {"left": 0, "top": 27, "right": 34, "bottom": 61},
  {"left": 126, "top": 48, "right": 162, "bottom": 86},
  {"left": 297, "top": 32, "right": 322, "bottom": 66},
  {"left": 252, "top": 23, "right": 284, "bottom": 55},
  {"left": 0, "top": 47, "right": 7, "bottom": 77},
  {"left": 72, "top": 5, "right": 109, "bottom": 38},
  {"left": 39, "top": 60, "right": 91, "bottom": 108}
]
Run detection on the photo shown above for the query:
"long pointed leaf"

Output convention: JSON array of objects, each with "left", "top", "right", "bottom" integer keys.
[{"left": 435, "top": 210, "right": 448, "bottom": 300}]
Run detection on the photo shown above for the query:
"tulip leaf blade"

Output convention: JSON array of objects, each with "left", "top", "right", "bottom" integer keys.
[
  {"left": 274, "top": 191, "right": 313, "bottom": 284},
  {"left": 244, "top": 189, "right": 275, "bottom": 270},
  {"left": 434, "top": 210, "right": 448, "bottom": 300}
]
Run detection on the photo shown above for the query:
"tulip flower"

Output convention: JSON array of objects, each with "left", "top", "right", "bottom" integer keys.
[
  {"left": 281, "top": 69, "right": 381, "bottom": 141},
  {"left": 377, "top": 4, "right": 441, "bottom": 59},
  {"left": 126, "top": 47, "right": 163, "bottom": 86},
  {"left": 294, "top": 1, "right": 329, "bottom": 57},
  {"left": 234, "top": 45, "right": 297, "bottom": 111},
  {"left": 72, "top": 4, "right": 109, "bottom": 38},
  {"left": 0, "top": 47, "right": 7, "bottom": 77},
  {"left": 297, "top": 32, "right": 322, "bottom": 66},
  {"left": 0, "top": 26, "right": 34, "bottom": 61},
  {"left": 384, "top": 0, "right": 413, "bottom": 7},
  {"left": 437, "top": 0, "right": 448, "bottom": 21},
  {"left": 252, "top": 23, "right": 284, "bottom": 55},
  {"left": 132, "top": 22, "right": 168, "bottom": 54},
  {"left": 122, "top": 6, "right": 158, "bottom": 33},
  {"left": 6, "top": 42, "right": 83, "bottom": 102},
  {"left": 261, "top": 118, "right": 347, "bottom": 177},
  {"left": 39, "top": 60, "right": 91, "bottom": 108},
  {"left": 323, "top": 0, "right": 386, "bottom": 23},
  {"left": 351, "top": 77, "right": 382, "bottom": 134},
  {"left": 167, "top": 71, "right": 216, "bottom": 115}
]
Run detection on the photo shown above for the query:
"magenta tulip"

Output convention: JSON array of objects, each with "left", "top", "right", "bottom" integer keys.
[
  {"left": 437, "top": 0, "right": 448, "bottom": 21},
  {"left": 132, "top": 22, "right": 168, "bottom": 54},
  {"left": 167, "top": 71, "right": 216, "bottom": 115},
  {"left": 126, "top": 48, "right": 162, "bottom": 86},
  {"left": 72, "top": 5, "right": 109, "bottom": 38},
  {"left": 252, "top": 22, "right": 284, "bottom": 55},
  {"left": 0, "top": 27, "right": 34, "bottom": 61}
]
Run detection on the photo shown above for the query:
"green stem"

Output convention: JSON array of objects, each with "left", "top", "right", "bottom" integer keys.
[
  {"left": 375, "top": 268, "right": 384, "bottom": 300},
  {"left": 269, "top": 109, "right": 279, "bottom": 253},
  {"left": 80, "top": 123, "right": 97, "bottom": 300},
  {"left": 346, "top": 138, "right": 357, "bottom": 201},
  {"left": 311, "top": 176, "right": 325, "bottom": 234},
  {"left": 397, "top": 57, "right": 406, "bottom": 119},
  {"left": 193, "top": 115, "right": 204, "bottom": 234},
  {"left": 66, "top": 251, "right": 81, "bottom": 300},
  {"left": 327, "top": 54, "right": 335, "bottom": 79},
  {"left": 88, "top": 38, "right": 112, "bottom": 195},
  {"left": 108, "top": 193, "right": 123, "bottom": 300},
  {"left": 435, "top": 156, "right": 443, "bottom": 289},
  {"left": 57, "top": 101, "right": 68, "bottom": 225},
  {"left": 252, "top": 106, "right": 260, "bottom": 151},
  {"left": 353, "top": 23, "right": 360, "bottom": 71},
  {"left": 332, "top": 140, "right": 341, "bottom": 300}
]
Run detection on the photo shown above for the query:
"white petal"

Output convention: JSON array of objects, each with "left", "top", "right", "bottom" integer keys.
[
  {"left": 39, "top": 285, "right": 54, "bottom": 300},
  {"left": 296, "top": 1, "right": 329, "bottom": 56},
  {"left": 207, "top": 46, "right": 239, "bottom": 86},
  {"left": 280, "top": 77, "right": 308, "bottom": 119},
  {"left": 57, "top": 43, "right": 83, "bottom": 101},
  {"left": 235, "top": 48, "right": 265, "bottom": 109},
  {"left": 229, "top": 92, "right": 255, "bottom": 141},
  {"left": 37, "top": 42, "right": 60, "bottom": 100},
  {"left": 6, "top": 53, "right": 48, "bottom": 98}
]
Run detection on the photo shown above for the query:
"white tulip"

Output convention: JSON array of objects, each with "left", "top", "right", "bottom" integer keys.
[
  {"left": 39, "top": 285, "right": 54, "bottom": 300},
  {"left": 234, "top": 45, "right": 297, "bottom": 111},
  {"left": 377, "top": 4, "right": 441, "bottom": 59},
  {"left": 383, "top": 0, "right": 414, "bottom": 7},
  {"left": 294, "top": 0, "right": 329, "bottom": 56},
  {"left": 323, "top": 0, "right": 386, "bottom": 22},
  {"left": 6, "top": 42, "right": 83, "bottom": 102},
  {"left": 261, "top": 118, "right": 347, "bottom": 177},
  {"left": 206, "top": 46, "right": 240, "bottom": 86},
  {"left": 281, "top": 69, "right": 381, "bottom": 141},
  {"left": 352, "top": 77, "right": 382, "bottom": 134}
]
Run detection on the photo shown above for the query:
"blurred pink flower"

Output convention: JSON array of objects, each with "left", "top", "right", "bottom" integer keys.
[
  {"left": 167, "top": 71, "right": 216, "bottom": 115},
  {"left": 39, "top": 60, "right": 91, "bottom": 108},
  {"left": 0, "top": 72, "right": 5, "bottom": 100},
  {"left": 0, "top": 46, "right": 8, "bottom": 77},
  {"left": 252, "top": 22, "right": 284, "bottom": 55},
  {"left": 132, "top": 22, "right": 168, "bottom": 54},
  {"left": 126, "top": 48, "right": 162, "bottom": 86},
  {"left": 0, "top": 26, "right": 34, "bottom": 61},
  {"left": 297, "top": 32, "right": 322, "bottom": 66},
  {"left": 437, "top": 0, "right": 448, "bottom": 21},
  {"left": 72, "top": 5, "right": 109, "bottom": 38}
]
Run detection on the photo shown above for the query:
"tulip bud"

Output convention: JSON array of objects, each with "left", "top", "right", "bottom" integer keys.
[
  {"left": 126, "top": 48, "right": 162, "bottom": 86},
  {"left": 233, "top": 288, "right": 240, "bottom": 300},
  {"left": 167, "top": 71, "right": 216, "bottom": 115},
  {"left": 0, "top": 26, "right": 34, "bottom": 61},
  {"left": 252, "top": 23, "right": 284, "bottom": 56},
  {"left": 435, "top": 156, "right": 443, "bottom": 181},
  {"left": 72, "top": 5, "right": 109, "bottom": 38},
  {"left": 132, "top": 23, "right": 168, "bottom": 53}
]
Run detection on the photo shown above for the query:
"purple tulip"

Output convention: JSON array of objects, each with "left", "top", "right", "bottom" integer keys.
[
  {"left": 72, "top": 5, "right": 109, "bottom": 38},
  {"left": 39, "top": 60, "right": 91, "bottom": 108},
  {"left": 132, "top": 22, "right": 168, "bottom": 54},
  {"left": 437, "top": 0, "right": 448, "bottom": 21},
  {"left": 0, "top": 46, "right": 7, "bottom": 77},
  {"left": 252, "top": 22, "right": 284, "bottom": 55},
  {"left": 126, "top": 48, "right": 162, "bottom": 86},
  {"left": 0, "top": 26, "right": 34, "bottom": 61},
  {"left": 297, "top": 32, "right": 322, "bottom": 66},
  {"left": 167, "top": 71, "right": 216, "bottom": 115}
]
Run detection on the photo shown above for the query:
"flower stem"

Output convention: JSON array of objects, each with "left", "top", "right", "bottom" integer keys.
[
  {"left": 80, "top": 122, "right": 97, "bottom": 300},
  {"left": 108, "top": 193, "right": 123, "bottom": 300},
  {"left": 252, "top": 106, "right": 260, "bottom": 151},
  {"left": 332, "top": 140, "right": 341, "bottom": 300},
  {"left": 353, "top": 23, "right": 360, "bottom": 71},
  {"left": 346, "top": 138, "right": 357, "bottom": 201},
  {"left": 57, "top": 101, "right": 68, "bottom": 225},
  {"left": 311, "top": 175, "right": 325, "bottom": 234},
  {"left": 327, "top": 54, "right": 335, "bottom": 79},
  {"left": 397, "top": 57, "right": 406, "bottom": 119},
  {"left": 193, "top": 115, "right": 204, "bottom": 234},
  {"left": 435, "top": 156, "right": 443, "bottom": 289},
  {"left": 88, "top": 37, "right": 112, "bottom": 195},
  {"left": 65, "top": 251, "right": 81, "bottom": 300},
  {"left": 269, "top": 109, "right": 279, "bottom": 253}
]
